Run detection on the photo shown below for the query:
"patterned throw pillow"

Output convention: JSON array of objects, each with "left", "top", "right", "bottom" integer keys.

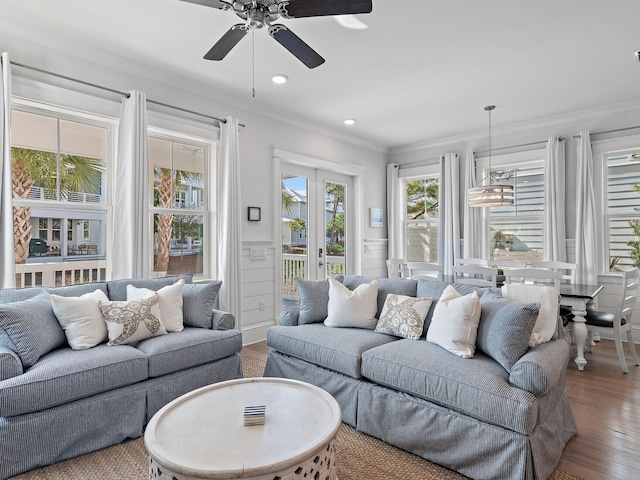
[
  {"left": 99, "top": 294, "right": 167, "bottom": 346},
  {"left": 375, "top": 294, "right": 433, "bottom": 340}
]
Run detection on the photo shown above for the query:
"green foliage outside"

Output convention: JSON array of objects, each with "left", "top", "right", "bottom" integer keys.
[{"left": 406, "top": 178, "right": 438, "bottom": 219}]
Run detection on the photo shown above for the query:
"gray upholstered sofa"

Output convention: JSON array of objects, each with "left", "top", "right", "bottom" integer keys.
[
  {"left": 264, "top": 275, "right": 577, "bottom": 480},
  {"left": 0, "top": 275, "right": 243, "bottom": 479}
]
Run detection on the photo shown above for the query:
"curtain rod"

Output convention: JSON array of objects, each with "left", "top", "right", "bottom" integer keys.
[
  {"left": 475, "top": 137, "right": 565, "bottom": 156},
  {"left": 10, "top": 61, "right": 238, "bottom": 126},
  {"left": 572, "top": 125, "right": 640, "bottom": 139}
]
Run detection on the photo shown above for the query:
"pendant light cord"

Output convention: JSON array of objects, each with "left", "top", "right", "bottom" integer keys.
[
  {"left": 485, "top": 105, "right": 495, "bottom": 185},
  {"left": 252, "top": 28, "right": 256, "bottom": 98}
]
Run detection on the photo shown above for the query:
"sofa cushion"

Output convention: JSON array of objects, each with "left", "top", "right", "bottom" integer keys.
[
  {"left": 296, "top": 278, "right": 330, "bottom": 325},
  {"left": 128, "top": 279, "right": 185, "bottom": 332},
  {"left": 107, "top": 275, "right": 192, "bottom": 301},
  {"left": 341, "top": 275, "right": 418, "bottom": 318},
  {"left": 426, "top": 286, "right": 481, "bottom": 358},
  {"left": 99, "top": 295, "right": 168, "bottom": 346},
  {"left": 374, "top": 294, "right": 432, "bottom": 340},
  {"left": 324, "top": 278, "right": 379, "bottom": 329},
  {"left": 0, "top": 287, "right": 47, "bottom": 304},
  {"left": 135, "top": 327, "right": 242, "bottom": 377},
  {"left": 477, "top": 291, "right": 540, "bottom": 372},
  {"left": 361, "top": 339, "right": 539, "bottom": 435},
  {"left": 45, "top": 282, "right": 109, "bottom": 298},
  {"left": 266, "top": 324, "right": 398, "bottom": 379},
  {"left": 0, "top": 344, "right": 148, "bottom": 417},
  {"left": 50, "top": 289, "right": 110, "bottom": 350},
  {"left": 182, "top": 282, "right": 221, "bottom": 328},
  {"left": 0, "top": 292, "right": 67, "bottom": 369}
]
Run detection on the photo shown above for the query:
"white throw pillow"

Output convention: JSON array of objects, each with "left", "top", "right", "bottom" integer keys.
[
  {"left": 501, "top": 284, "right": 559, "bottom": 347},
  {"left": 50, "top": 289, "right": 109, "bottom": 350},
  {"left": 375, "top": 294, "right": 433, "bottom": 340},
  {"left": 99, "top": 294, "right": 168, "bottom": 346},
  {"left": 127, "top": 279, "right": 185, "bottom": 332},
  {"left": 324, "top": 278, "right": 379, "bottom": 329},
  {"left": 426, "top": 285, "right": 481, "bottom": 358}
]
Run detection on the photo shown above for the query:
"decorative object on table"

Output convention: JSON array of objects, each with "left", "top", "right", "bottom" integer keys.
[
  {"left": 370, "top": 207, "right": 383, "bottom": 227},
  {"left": 468, "top": 105, "right": 515, "bottom": 207},
  {"left": 247, "top": 206, "right": 261, "bottom": 221},
  {"left": 244, "top": 405, "right": 266, "bottom": 426}
]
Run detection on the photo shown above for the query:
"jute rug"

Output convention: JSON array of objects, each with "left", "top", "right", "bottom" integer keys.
[{"left": 11, "top": 354, "right": 582, "bottom": 480}]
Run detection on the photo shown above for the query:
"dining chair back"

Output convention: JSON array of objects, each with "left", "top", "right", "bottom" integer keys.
[
  {"left": 456, "top": 257, "right": 486, "bottom": 266},
  {"left": 491, "top": 259, "right": 527, "bottom": 269},
  {"left": 406, "top": 262, "right": 444, "bottom": 281},
  {"left": 584, "top": 268, "right": 640, "bottom": 374},
  {"left": 452, "top": 264, "right": 498, "bottom": 287},
  {"left": 502, "top": 268, "right": 563, "bottom": 290},
  {"left": 386, "top": 258, "right": 406, "bottom": 278},
  {"left": 531, "top": 261, "right": 577, "bottom": 284}
]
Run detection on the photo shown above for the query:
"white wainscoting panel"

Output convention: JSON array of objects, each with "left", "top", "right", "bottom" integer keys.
[
  {"left": 362, "top": 239, "right": 388, "bottom": 278},
  {"left": 241, "top": 242, "right": 277, "bottom": 345}
]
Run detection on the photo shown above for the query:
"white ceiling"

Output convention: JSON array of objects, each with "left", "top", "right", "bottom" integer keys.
[{"left": 3, "top": 0, "right": 640, "bottom": 150}]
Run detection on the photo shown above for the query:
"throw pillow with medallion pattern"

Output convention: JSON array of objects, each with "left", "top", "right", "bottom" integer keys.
[{"left": 375, "top": 294, "right": 433, "bottom": 340}]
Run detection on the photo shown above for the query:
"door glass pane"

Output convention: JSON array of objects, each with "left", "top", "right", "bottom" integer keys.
[
  {"left": 282, "top": 175, "right": 308, "bottom": 299},
  {"left": 325, "top": 181, "right": 346, "bottom": 277}
]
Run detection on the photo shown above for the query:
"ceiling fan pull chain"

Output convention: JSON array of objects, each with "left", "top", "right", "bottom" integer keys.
[{"left": 252, "top": 28, "right": 256, "bottom": 98}]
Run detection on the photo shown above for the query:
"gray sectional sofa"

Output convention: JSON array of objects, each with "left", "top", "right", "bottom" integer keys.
[
  {"left": 0, "top": 275, "right": 243, "bottom": 480},
  {"left": 264, "top": 275, "right": 577, "bottom": 480}
]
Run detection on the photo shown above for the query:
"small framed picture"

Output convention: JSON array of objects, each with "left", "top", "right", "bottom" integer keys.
[
  {"left": 248, "top": 207, "right": 261, "bottom": 222},
  {"left": 370, "top": 208, "right": 383, "bottom": 228}
]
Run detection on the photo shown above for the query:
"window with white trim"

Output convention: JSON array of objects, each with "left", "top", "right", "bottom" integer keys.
[
  {"left": 400, "top": 165, "right": 439, "bottom": 262},
  {"left": 476, "top": 149, "right": 545, "bottom": 264}
]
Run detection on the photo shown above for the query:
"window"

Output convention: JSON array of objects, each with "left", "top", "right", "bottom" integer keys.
[
  {"left": 604, "top": 148, "right": 640, "bottom": 269},
  {"left": 477, "top": 150, "right": 545, "bottom": 264},
  {"left": 148, "top": 132, "right": 212, "bottom": 279},
  {"left": 11, "top": 104, "right": 112, "bottom": 287},
  {"left": 400, "top": 166, "right": 439, "bottom": 262}
]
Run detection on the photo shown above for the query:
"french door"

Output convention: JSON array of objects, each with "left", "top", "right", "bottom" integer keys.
[{"left": 280, "top": 163, "right": 354, "bottom": 306}]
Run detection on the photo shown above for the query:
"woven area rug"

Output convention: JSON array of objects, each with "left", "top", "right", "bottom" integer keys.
[{"left": 11, "top": 354, "right": 582, "bottom": 480}]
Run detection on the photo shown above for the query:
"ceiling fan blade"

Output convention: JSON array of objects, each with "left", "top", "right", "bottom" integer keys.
[
  {"left": 269, "top": 25, "right": 325, "bottom": 69},
  {"left": 204, "top": 25, "right": 248, "bottom": 60},
  {"left": 179, "top": 0, "right": 227, "bottom": 9},
  {"left": 280, "top": 0, "right": 372, "bottom": 18}
]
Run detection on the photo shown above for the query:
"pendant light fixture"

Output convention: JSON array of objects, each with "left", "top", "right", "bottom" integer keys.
[{"left": 468, "top": 105, "right": 515, "bottom": 207}]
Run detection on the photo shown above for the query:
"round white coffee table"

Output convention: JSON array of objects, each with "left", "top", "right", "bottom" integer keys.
[{"left": 145, "top": 377, "right": 341, "bottom": 480}]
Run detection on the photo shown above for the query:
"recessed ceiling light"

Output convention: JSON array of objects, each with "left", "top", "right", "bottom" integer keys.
[
  {"left": 343, "top": 118, "right": 356, "bottom": 126},
  {"left": 272, "top": 74, "right": 288, "bottom": 84}
]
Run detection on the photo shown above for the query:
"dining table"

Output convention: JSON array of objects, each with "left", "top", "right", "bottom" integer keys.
[{"left": 558, "top": 283, "right": 604, "bottom": 371}]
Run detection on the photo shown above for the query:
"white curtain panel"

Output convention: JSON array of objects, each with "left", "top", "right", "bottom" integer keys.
[
  {"left": 438, "top": 153, "right": 460, "bottom": 276},
  {"left": 0, "top": 52, "right": 15, "bottom": 288},
  {"left": 543, "top": 136, "right": 567, "bottom": 261},
  {"left": 463, "top": 150, "right": 482, "bottom": 259},
  {"left": 386, "top": 163, "right": 401, "bottom": 259},
  {"left": 575, "top": 131, "right": 598, "bottom": 284},
  {"left": 112, "top": 90, "right": 150, "bottom": 279},
  {"left": 217, "top": 116, "right": 242, "bottom": 320}
]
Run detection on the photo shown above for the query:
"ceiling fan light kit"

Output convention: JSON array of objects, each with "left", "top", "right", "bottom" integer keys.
[
  {"left": 468, "top": 105, "right": 515, "bottom": 208},
  {"left": 180, "top": 0, "right": 373, "bottom": 68}
]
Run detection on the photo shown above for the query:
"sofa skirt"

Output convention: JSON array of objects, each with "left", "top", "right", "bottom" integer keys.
[{"left": 264, "top": 350, "right": 361, "bottom": 426}]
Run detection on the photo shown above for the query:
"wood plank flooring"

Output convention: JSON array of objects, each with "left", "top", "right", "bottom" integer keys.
[{"left": 241, "top": 339, "right": 640, "bottom": 480}]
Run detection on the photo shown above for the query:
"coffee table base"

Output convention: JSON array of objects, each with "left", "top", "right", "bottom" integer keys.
[{"left": 149, "top": 438, "right": 337, "bottom": 480}]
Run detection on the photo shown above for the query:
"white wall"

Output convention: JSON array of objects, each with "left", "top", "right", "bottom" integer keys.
[{"left": 1, "top": 31, "right": 389, "bottom": 345}]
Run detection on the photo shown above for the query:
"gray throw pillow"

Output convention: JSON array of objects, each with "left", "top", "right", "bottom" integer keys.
[
  {"left": 182, "top": 282, "right": 221, "bottom": 328},
  {"left": 477, "top": 290, "right": 540, "bottom": 372},
  {"left": 296, "top": 278, "right": 330, "bottom": 325},
  {"left": 0, "top": 292, "right": 67, "bottom": 368}
]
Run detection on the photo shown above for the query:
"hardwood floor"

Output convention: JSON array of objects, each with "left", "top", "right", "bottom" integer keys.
[{"left": 241, "top": 339, "right": 640, "bottom": 480}]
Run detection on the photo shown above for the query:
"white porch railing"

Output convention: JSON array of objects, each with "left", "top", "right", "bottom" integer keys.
[
  {"left": 15, "top": 260, "right": 107, "bottom": 288},
  {"left": 283, "top": 254, "right": 345, "bottom": 295}
]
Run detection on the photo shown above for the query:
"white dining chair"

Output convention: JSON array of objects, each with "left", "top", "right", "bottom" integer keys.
[
  {"left": 452, "top": 264, "right": 498, "bottom": 287},
  {"left": 491, "top": 259, "right": 527, "bottom": 269},
  {"left": 406, "top": 262, "right": 444, "bottom": 281},
  {"left": 583, "top": 268, "right": 640, "bottom": 374},
  {"left": 456, "top": 257, "right": 486, "bottom": 266},
  {"left": 531, "top": 261, "right": 577, "bottom": 284},
  {"left": 386, "top": 258, "right": 406, "bottom": 278},
  {"left": 502, "top": 268, "right": 564, "bottom": 290}
]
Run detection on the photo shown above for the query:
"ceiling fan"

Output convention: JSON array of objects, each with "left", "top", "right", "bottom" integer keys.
[{"left": 179, "top": 0, "right": 373, "bottom": 69}]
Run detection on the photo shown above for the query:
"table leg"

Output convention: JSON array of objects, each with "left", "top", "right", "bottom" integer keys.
[{"left": 571, "top": 308, "right": 588, "bottom": 371}]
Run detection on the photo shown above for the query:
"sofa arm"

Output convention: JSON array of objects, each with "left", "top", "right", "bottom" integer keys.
[
  {"left": 278, "top": 309, "right": 299, "bottom": 326},
  {"left": 211, "top": 309, "right": 236, "bottom": 330},
  {"left": 509, "top": 338, "right": 571, "bottom": 396},
  {"left": 0, "top": 346, "right": 23, "bottom": 381}
]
